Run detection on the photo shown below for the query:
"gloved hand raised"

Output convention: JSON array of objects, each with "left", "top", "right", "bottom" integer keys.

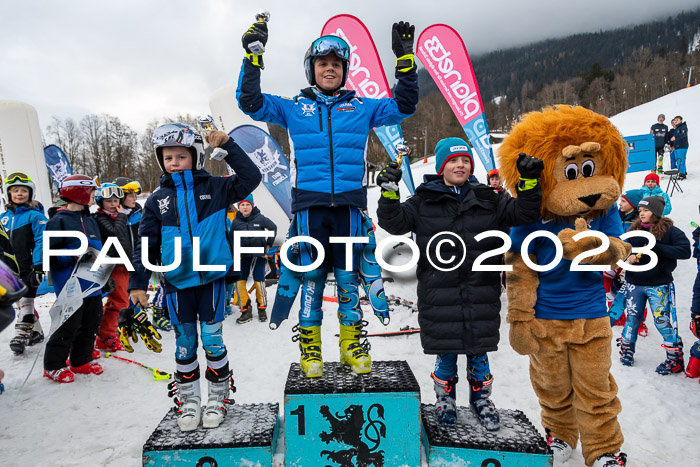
[
  {"left": 376, "top": 161, "right": 402, "bottom": 192},
  {"left": 392, "top": 21, "right": 416, "bottom": 72},
  {"left": 516, "top": 153, "right": 545, "bottom": 179},
  {"left": 242, "top": 22, "right": 268, "bottom": 68},
  {"left": 205, "top": 130, "right": 229, "bottom": 148}
]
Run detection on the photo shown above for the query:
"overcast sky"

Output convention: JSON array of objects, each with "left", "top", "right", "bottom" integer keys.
[{"left": 2, "top": 0, "right": 699, "bottom": 133}]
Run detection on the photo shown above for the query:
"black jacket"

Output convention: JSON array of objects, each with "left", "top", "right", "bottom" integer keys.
[
  {"left": 94, "top": 210, "right": 131, "bottom": 259},
  {"left": 671, "top": 121, "right": 688, "bottom": 149},
  {"left": 377, "top": 177, "right": 542, "bottom": 354},
  {"left": 230, "top": 207, "right": 277, "bottom": 258},
  {"left": 625, "top": 221, "right": 691, "bottom": 286},
  {"left": 651, "top": 123, "right": 668, "bottom": 149}
]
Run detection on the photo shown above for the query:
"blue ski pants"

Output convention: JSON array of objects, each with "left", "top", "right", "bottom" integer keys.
[{"left": 622, "top": 282, "right": 679, "bottom": 346}]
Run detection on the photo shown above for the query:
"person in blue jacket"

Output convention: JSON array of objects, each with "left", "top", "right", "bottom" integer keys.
[
  {"left": 1, "top": 172, "right": 47, "bottom": 355},
  {"left": 127, "top": 123, "right": 260, "bottom": 432},
  {"left": 237, "top": 20, "right": 419, "bottom": 377},
  {"left": 668, "top": 115, "right": 689, "bottom": 179},
  {"left": 43, "top": 175, "right": 104, "bottom": 383},
  {"left": 640, "top": 173, "right": 671, "bottom": 215},
  {"left": 618, "top": 196, "right": 691, "bottom": 374}
]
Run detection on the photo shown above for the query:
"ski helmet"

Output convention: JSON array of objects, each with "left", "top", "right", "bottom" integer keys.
[
  {"left": 95, "top": 182, "right": 124, "bottom": 207},
  {"left": 4, "top": 172, "right": 36, "bottom": 203},
  {"left": 59, "top": 174, "right": 97, "bottom": 205},
  {"left": 152, "top": 123, "right": 205, "bottom": 173},
  {"left": 303, "top": 35, "right": 350, "bottom": 88},
  {"left": 113, "top": 177, "right": 142, "bottom": 194}
]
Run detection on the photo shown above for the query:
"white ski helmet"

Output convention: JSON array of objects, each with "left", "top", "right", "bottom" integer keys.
[
  {"left": 152, "top": 123, "right": 206, "bottom": 173},
  {"left": 4, "top": 172, "right": 36, "bottom": 202}
]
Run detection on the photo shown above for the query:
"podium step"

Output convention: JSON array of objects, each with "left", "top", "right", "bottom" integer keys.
[
  {"left": 421, "top": 404, "right": 552, "bottom": 466},
  {"left": 142, "top": 403, "right": 279, "bottom": 466},
  {"left": 284, "top": 361, "right": 421, "bottom": 467}
]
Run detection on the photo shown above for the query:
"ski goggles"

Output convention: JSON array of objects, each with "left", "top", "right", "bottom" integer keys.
[
  {"left": 119, "top": 181, "right": 142, "bottom": 194},
  {"left": 0, "top": 261, "right": 27, "bottom": 307},
  {"left": 152, "top": 123, "right": 199, "bottom": 148},
  {"left": 310, "top": 36, "right": 350, "bottom": 61},
  {"left": 99, "top": 185, "right": 124, "bottom": 199},
  {"left": 4, "top": 172, "right": 31, "bottom": 185},
  {"left": 60, "top": 178, "right": 98, "bottom": 189}
]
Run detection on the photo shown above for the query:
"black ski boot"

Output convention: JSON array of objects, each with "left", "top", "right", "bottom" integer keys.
[
  {"left": 469, "top": 378, "right": 500, "bottom": 431},
  {"left": 656, "top": 340, "right": 684, "bottom": 375},
  {"left": 236, "top": 304, "right": 253, "bottom": 324},
  {"left": 9, "top": 316, "right": 34, "bottom": 355},
  {"left": 431, "top": 373, "right": 457, "bottom": 427},
  {"left": 617, "top": 338, "right": 635, "bottom": 366}
]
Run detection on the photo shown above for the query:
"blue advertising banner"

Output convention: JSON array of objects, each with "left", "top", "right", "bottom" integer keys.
[
  {"left": 43, "top": 144, "right": 73, "bottom": 187},
  {"left": 229, "top": 125, "right": 293, "bottom": 219},
  {"left": 373, "top": 124, "right": 416, "bottom": 195}
]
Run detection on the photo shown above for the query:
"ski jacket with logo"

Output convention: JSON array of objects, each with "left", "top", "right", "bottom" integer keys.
[
  {"left": 237, "top": 59, "right": 418, "bottom": 212},
  {"left": 376, "top": 176, "right": 542, "bottom": 355},
  {"left": 94, "top": 210, "right": 131, "bottom": 259},
  {"left": 230, "top": 207, "right": 277, "bottom": 258},
  {"left": 650, "top": 123, "right": 668, "bottom": 149},
  {"left": 0, "top": 203, "right": 47, "bottom": 275},
  {"left": 129, "top": 139, "right": 261, "bottom": 294},
  {"left": 640, "top": 185, "right": 672, "bottom": 215},
  {"left": 671, "top": 121, "right": 688, "bottom": 149},
  {"left": 45, "top": 207, "right": 103, "bottom": 297}
]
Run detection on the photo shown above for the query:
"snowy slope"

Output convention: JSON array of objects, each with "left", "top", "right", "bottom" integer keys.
[{"left": 1, "top": 87, "right": 699, "bottom": 466}]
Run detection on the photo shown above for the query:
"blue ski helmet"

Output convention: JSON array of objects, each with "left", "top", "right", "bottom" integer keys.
[
  {"left": 95, "top": 182, "right": 124, "bottom": 207},
  {"left": 303, "top": 36, "right": 350, "bottom": 88}
]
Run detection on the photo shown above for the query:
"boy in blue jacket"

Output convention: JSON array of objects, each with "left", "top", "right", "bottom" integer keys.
[
  {"left": 237, "top": 20, "right": 418, "bottom": 377},
  {"left": 43, "top": 175, "right": 104, "bottom": 383},
  {"left": 127, "top": 123, "right": 260, "bottom": 431}
]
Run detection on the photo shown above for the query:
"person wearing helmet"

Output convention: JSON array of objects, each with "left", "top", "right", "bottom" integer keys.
[
  {"left": 487, "top": 169, "right": 510, "bottom": 198},
  {"left": 42, "top": 174, "right": 105, "bottom": 383},
  {"left": 127, "top": 123, "right": 260, "bottom": 431},
  {"left": 92, "top": 183, "right": 131, "bottom": 352},
  {"left": 0, "top": 172, "right": 48, "bottom": 356},
  {"left": 237, "top": 20, "right": 418, "bottom": 378}
]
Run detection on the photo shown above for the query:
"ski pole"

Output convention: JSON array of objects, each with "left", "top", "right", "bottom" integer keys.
[{"left": 105, "top": 352, "right": 171, "bottom": 380}]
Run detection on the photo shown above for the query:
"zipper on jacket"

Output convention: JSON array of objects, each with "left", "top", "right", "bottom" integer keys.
[
  {"left": 327, "top": 104, "right": 335, "bottom": 206},
  {"left": 318, "top": 104, "right": 323, "bottom": 132},
  {"left": 179, "top": 173, "right": 203, "bottom": 285}
]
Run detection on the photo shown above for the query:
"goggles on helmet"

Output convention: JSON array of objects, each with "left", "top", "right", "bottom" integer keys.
[
  {"left": 0, "top": 260, "right": 27, "bottom": 307},
  {"left": 61, "top": 178, "right": 97, "bottom": 189},
  {"left": 152, "top": 123, "right": 198, "bottom": 149},
  {"left": 120, "top": 181, "right": 141, "bottom": 194},
  {"left": 5, "top": 172, "right": 32, "bottom": 185},
  {"left": 310, "top": 36, "right": 350, "bottom": 61},
  {"left": 99, "top": 185, "right": 124, "bottom": 199}
]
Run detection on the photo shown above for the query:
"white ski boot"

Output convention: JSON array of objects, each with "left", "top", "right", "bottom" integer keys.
[
  {"left": 175, "top": 380, "right": 201, "bottom": 432},
  {"left": 546, "top": 429, "right": 573, "bottom": 464},
  {"left": 202, "top": 378, "right": 232, "bottom": 429}
]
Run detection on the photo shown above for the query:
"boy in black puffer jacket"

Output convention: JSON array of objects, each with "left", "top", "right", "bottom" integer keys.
[
  {"left": 376, "top": 137, "right": 543, "bottom": 430},
  {"left": 230, "top": 194, "right": 277, "bottom": 324}
]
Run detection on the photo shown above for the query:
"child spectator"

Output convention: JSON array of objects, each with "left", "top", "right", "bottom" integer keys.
[
  {"left": 376, "top": 137, "right": 543, "bottom": 430},
  {"left": 640, "top": 173, "right": 671, "bottom": 215},
  {"left": 618, "top": 196, "right": 691, "bottom": 374},
  {"left": 487, "top": 169, "right": 510, "bottom": 198},
  {"left": 230, "top": 194, "right": 277, "bottom": 324},
  {"left": 43, "top": 175, "right": 104, "bottom": 383},
  {"left": 127, "top": 123, "right": 260, "bottom": 431},
  {"left": 1, "top": 172, "right": 47, "bottom": 355}
]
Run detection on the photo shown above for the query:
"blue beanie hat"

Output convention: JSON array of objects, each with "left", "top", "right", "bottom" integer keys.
[
  {"left": 239, "top": 194, "right": 254, "bottom": 207},
  {"left": 620, "top": 189, "right": 643, "bottom": 209},
  {"left": 434, "top": 137, "right": 474, "bottom": 176}
]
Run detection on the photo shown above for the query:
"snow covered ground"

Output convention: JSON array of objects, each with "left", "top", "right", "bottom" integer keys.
[{"left": 1, "top": 86, "right": 699, "bottom": 466}]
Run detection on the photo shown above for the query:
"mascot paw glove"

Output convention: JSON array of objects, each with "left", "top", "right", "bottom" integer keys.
[
  {"left": 508, "top": 318, "right": 546, "bottom": 355},
  {"left": 558, "top": 218, "right": 602, "bottom": 261}
]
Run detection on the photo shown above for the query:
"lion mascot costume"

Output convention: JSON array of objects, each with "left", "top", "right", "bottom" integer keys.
[{"left": 499, "top": 106, "right": 631, "bottom": 467}]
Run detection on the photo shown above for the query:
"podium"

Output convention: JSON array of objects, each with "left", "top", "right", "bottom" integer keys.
[
  {"left": 283, "top": 360, "right": 421, "bottom": 467},
  {"left": 421, "top": 404, "right": 552, "bottom": 466},
  {"left": 142, "top": 403, "right": 279, "bottom": 466}
]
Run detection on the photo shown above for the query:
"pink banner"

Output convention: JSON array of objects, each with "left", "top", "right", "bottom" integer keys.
[
  {"left": 321, "top": 14, "right": 391, "bottom": 99},
  {"left": 417, "top": 24, "right": 495, "bottom": 171}
]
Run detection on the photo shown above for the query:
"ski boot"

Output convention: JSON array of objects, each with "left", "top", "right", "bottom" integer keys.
[
  {"left": 546, "top": 428, "right": 573, "bottom": 463},
  {"left": 593, "top": 452, "right": 628, "bottom": 466},
  {"left": 656, "top": 341, "right": 684, "bottom": 375},
  {"left": 169, "top": 376, "right": 202, "bottom": 432},
  {"left": 686, "top": 342, "right": 700, "bottom": 378},
  {"left": 292, "top": 325, "right": 323, "bottom": 378},
  {"left": 95, "top": 335, "right": 124, "bottom": 352},
  {"left": 617, "top": 338, "right": 635, "bottom": 366},
  {"left": 431, "top": 373, "right": 457, "bottom": 427},
  {"left": 43, "top": 367, "right": 75, "bottom": 383},
  {"left": 236, "top": 303, "right": 253, "bottom": 324},
  {"left": 9, "top": 315, "right": 35, "bottom": 355},
  {"left": 152, "top": 306, "right": 173, "bottom": 332},
  {"left": 202, "top": 369, "right": 236, "bottom": 429},
  {"left": 257, "top": 306, "right": 268, "bottom": 323},
  {"left": 69, "top": 361, "right": 104, "bottom": 375},
  {"left": 339, "top": 322, "right": 371, "bottom": 374},
  {"left": 27, "top": 310, "right": 44, "bottom": 346},
  {"left": 469, "top": 377, "right": 500, "bottom": 431}
]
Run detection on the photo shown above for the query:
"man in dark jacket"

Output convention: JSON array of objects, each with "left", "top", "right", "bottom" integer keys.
[
  {"left": 376, "top": 137, "right": 543, "bottom": 431},
  {"left": 669, "top": 115, "right": 689, "bottom": 178},
  {"left": 230, "top": 194, "right": 277, "bottom": 324},
  {"left": 650, "top": 114, "right": 668, "bottom": 174}
]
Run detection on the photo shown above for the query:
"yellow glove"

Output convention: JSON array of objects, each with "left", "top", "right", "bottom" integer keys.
[
  {"left": 118, "top": 308, "right": 138, "bottom": 353},
  {"left": 133, "top": 309, "right": 162, "bottom": 353}
]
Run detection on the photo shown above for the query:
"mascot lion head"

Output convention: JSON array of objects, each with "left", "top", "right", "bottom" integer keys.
[{"left": 498, "top": 105, "right": 628, "bottom": 220}]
